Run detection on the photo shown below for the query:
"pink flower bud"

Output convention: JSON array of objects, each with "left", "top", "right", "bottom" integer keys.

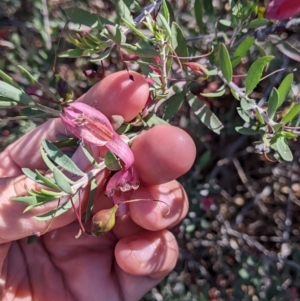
[{"left": 61, "top": 102, "right": 134, "bottom": 170}]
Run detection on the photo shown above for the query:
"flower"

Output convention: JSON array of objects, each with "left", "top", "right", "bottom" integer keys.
[
  {"left": 61, "top": 102, "right": 134, "bottom": 170},
  {"left": 265, "top": 0, "right": 300, "bottom": 20}
]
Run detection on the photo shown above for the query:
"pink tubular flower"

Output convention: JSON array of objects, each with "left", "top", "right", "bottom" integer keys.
[
  {"left": 106, "top": 166, "right": 139, "bottom": 197},
  {"left": 265, "top": 0, "right": 300, "bottom": 20},
  {"left": 61, "top": 102, "right": 134, "bottom": 170}
]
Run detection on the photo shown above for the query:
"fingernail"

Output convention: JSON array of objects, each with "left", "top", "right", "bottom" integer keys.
[{"left": 128, "top": 239, "right": 157, "bottom": 264}]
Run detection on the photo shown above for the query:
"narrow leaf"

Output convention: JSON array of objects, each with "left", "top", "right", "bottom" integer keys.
[
  {"left": 268, "top": 35, "right": 300, "bottom": 62},
  {"left": 237, "top": 107, "right": 251, "bottom": 123},
  {"left": 241, "top": 98, "right": 256, "bottom": 110},
  {"left": 219, "top": 44, "right": 232, "bottom": 82},
  {"left": 282, "top": 103, "right": 300, "bottom": 124},
  {"left": 200, "top": 85, "right": 226, "bottom": 97},
  {"left": 163, "top": 90, "right": 185, "bottom": 121},
  {"left": 245, "top": 56, "right": 274, "bottom": 95},
  {"left": 58, "top": 49, "right": 84, "bottom": 58},
  {"left": 188, "top": 93, "right": 224, "bottom": 134},
  {"left": 110, "top": 0, "right": 134, "bottom": 23},
  {"left": 35, "top": 170, "right": 60, "bottom": 189},
  {"left": 267, "top": 88, "right": 279, "bottom": 119},
  {"left": 194, "top": 0, "right": 205, "bottom": 33},
  {"left": 277, "top": 73, "right": 293, "bottom": 107},
  {"left": 90, "top": 49, "right": 111, "bottom": 62},
  {"left": 231, "top": 37, "right": 254, "bottom": 68},
  {"left": 64, "top": 8, "right": 113, "bottom": 28},
  {"left": 246, "top": 19, "right": 270, "bottom": 29},
  {"left": 255, "top": 108, "right": 265, "bottom": 124},
  {"left": 275, "top": 137, "right": 293, "bottom": 161},
  {"left": 235, "top": 126, "right": 259, "bottom": 135},
  {"left": 42, "top": 140, "right": 85, "bottom": 176},
  {"left": 0, "top": 81, "right": 33, "bottom": 106},
  {"left": 34, "top": 195, "right": 79, "bottom": 221},
  {"left": 105, "top": 150, "right": 122, "bottom": 171},
  {"left": 53, "top": 167, "right": 73, "bottom": 194},
  {"left": 159, "top": 13, "right": 172, "bottom": 38}
]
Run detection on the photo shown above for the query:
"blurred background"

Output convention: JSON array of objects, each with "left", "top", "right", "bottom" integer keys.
[{"left": 1, "top": 0, "right": 300, "bottom": 300}]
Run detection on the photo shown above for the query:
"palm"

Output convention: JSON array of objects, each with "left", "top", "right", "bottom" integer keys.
[{"left": 6, "top": 221, "right": 157, "bottom": 301}]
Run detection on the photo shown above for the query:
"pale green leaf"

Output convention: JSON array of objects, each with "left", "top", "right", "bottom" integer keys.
[
  {"left": 231, "top": 37, "right": 254, "bottom": 68},
  {"left": 245, "top": 56, "right": 274, "bottom": 95},
  {"left": 219, "top": 44, "right": 232, "bottom": 82},
  {"left": 188, "top": 93, "right": 224, "bottom": 134},
  {"left": 42, "top": 140, "right": 85, "bottom": 176},
  {"left": 277, "top": 73, "right": 293, "bottom": 107},
  {"left": 267, "top": 88, "right": 279, "bottom": 119},
  {"left": 282, "top": 103, "right": 300, "bottom": 124},
  {"left": 0, "top": 81, "right": 33, "bottom": 106},
  {"left": 53, "top": 167, "right": 73, "bottom": 194}
]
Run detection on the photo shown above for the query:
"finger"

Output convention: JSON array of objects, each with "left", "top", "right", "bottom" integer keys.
[
  {"left": 115, "top": 229, "right": 178, "bottom": 279},
  {"left": 0, "top": 165, "right": 110, "bottom": 243},
  {"left": 129, "top": 180, "right": 189, "bottom": 231},
  {"left": 131, "top": 125, "right": 196, "bottom": 186},
  {"left": 0, "top": 71, "right": 149, "bottom": 177}
]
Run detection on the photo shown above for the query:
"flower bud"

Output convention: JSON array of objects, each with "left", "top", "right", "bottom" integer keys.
[
  {"left": 91, "top": 205, "right": 118, "bottom": 236},
  {"left": 55, "top": 74, "right": 72, "bottom": 101}
]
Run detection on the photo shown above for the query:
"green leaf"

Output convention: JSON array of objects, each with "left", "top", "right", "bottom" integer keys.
[
  {"left": 20, "top": 107, "right": 46, "bottom": 117},
  {"left": 235, "top": 126, "right": 259, "bottom": 135},
  {"left": 0, "top": 70, "right": 22, "bottom": 89},
  {"left": 12, "top": 195, "right": 56, "bottom": 205},
  {"left": 267, "top": 88, "right": 279, "bottom": 119},
  {"left": 110, "top": 0, "right": 134, "bottom": 23},
  {"left": 194, "top": 0, "right": 205, "bottom": 33},
  {"left": 245, "top": 56, "right": 274, "bottom": 95},
  {"left": 90, "top": 49, "right": 111, "bottom": 62},
  {"left": 237, "top": 107, "right": 251, "bottom": 123},
  {"left": 163, "top": 90, "right": 185, "bottom": 121},
  {"left": 231, "top": 37, "right": 254, "bottom": 68},
  {"left": 255, "top": 108, "right": 265, "bottom": 124},
  {"left": 42, "top": 140, "right": 85, "bottom": 176},
  {"left": 40, "top": 189, "right": 63, "bottom": 197},
  {"left": 80, "top": 145, "right": 97, "bottom": 166},
  {"left": 17, "top": 66, "right": 58, "bottom": 101},
  {"left": 21, "top": 168, "right": 59, "bottom": 189},
  {"left": 143, "top": 113, "right": 169, "bottom": 126},
  {"left": 0, "top": 81, "right": 33, "bottom": 106},
  {"left": 282, "top": 103, "right": 300, "bottom": 124},
  {"left": 203, "top": 0, "right": 214, "bottom": 16},
  {"left": 64, "top": 8, "right": 113, "bottom": 28},
  {"left": 40, "top": 145, "right": 57, "bottom": 171},
  {"left": 162, "top": 0, "right": 169, "bottom": 23},
  {"left": 268, "top": 35, "right": 300, "bottom": 62},
  {"left": 35, "top": 170, "right": 60, "bottom": 189},
  {"left": 246, "top": 18, "right": 270, "bottom": 29},
  {"left": 273, "top": 136, "right": 293, "bottom": 161},
  {"left": 58, "top": 49, "right": 84, "bottom": 58},
  {"left": 121, "top": 41, "right": 158, "bottom": 57},
  {"left": 121, "top": 18, "right": 149, "bottom": 40},
  {"left": 34, "top": 194, "right": 79, "bottom": 221},
  {"left": 105, "top": 150, "right": 122, "bottom": 171},
  {"left": 187, "top": 93, "right": 224, "bottom": 134},
  {"left": 277, "top": 73, "right": 293, "bottom": 107},
  {"left": 166, "top": 0, "right": 176, "bottom": 24},
  {"left": 85, "top": 177, "right": 97, "bottom": 222},
  {"left": 219, "top": 44, "right": 232, "bottom": 82},
  {"left": 219, "top": 19, "right": 232, "bottom": 27},
  {"left": 200, "top": 85, "right": 226, "bottom": 97},
  {"left": 53, "top": 167, "right": 73, "bottom": 194},
  {"left": 241, "top": 97, "right": 256, "bottom": 110},
  {"left": 104, "top": 25, "right": 126, "bottom": 45},
  {"left": 159, "top": 13, "right": 172, "bottom": 38},
  {"left": 171, "top": 22, "right": 188, "bottom": 69}
]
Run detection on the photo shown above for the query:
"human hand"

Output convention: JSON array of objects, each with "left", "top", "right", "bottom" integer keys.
[{"left": 0, "top": 71, "right": 196, "bottom": 301}]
